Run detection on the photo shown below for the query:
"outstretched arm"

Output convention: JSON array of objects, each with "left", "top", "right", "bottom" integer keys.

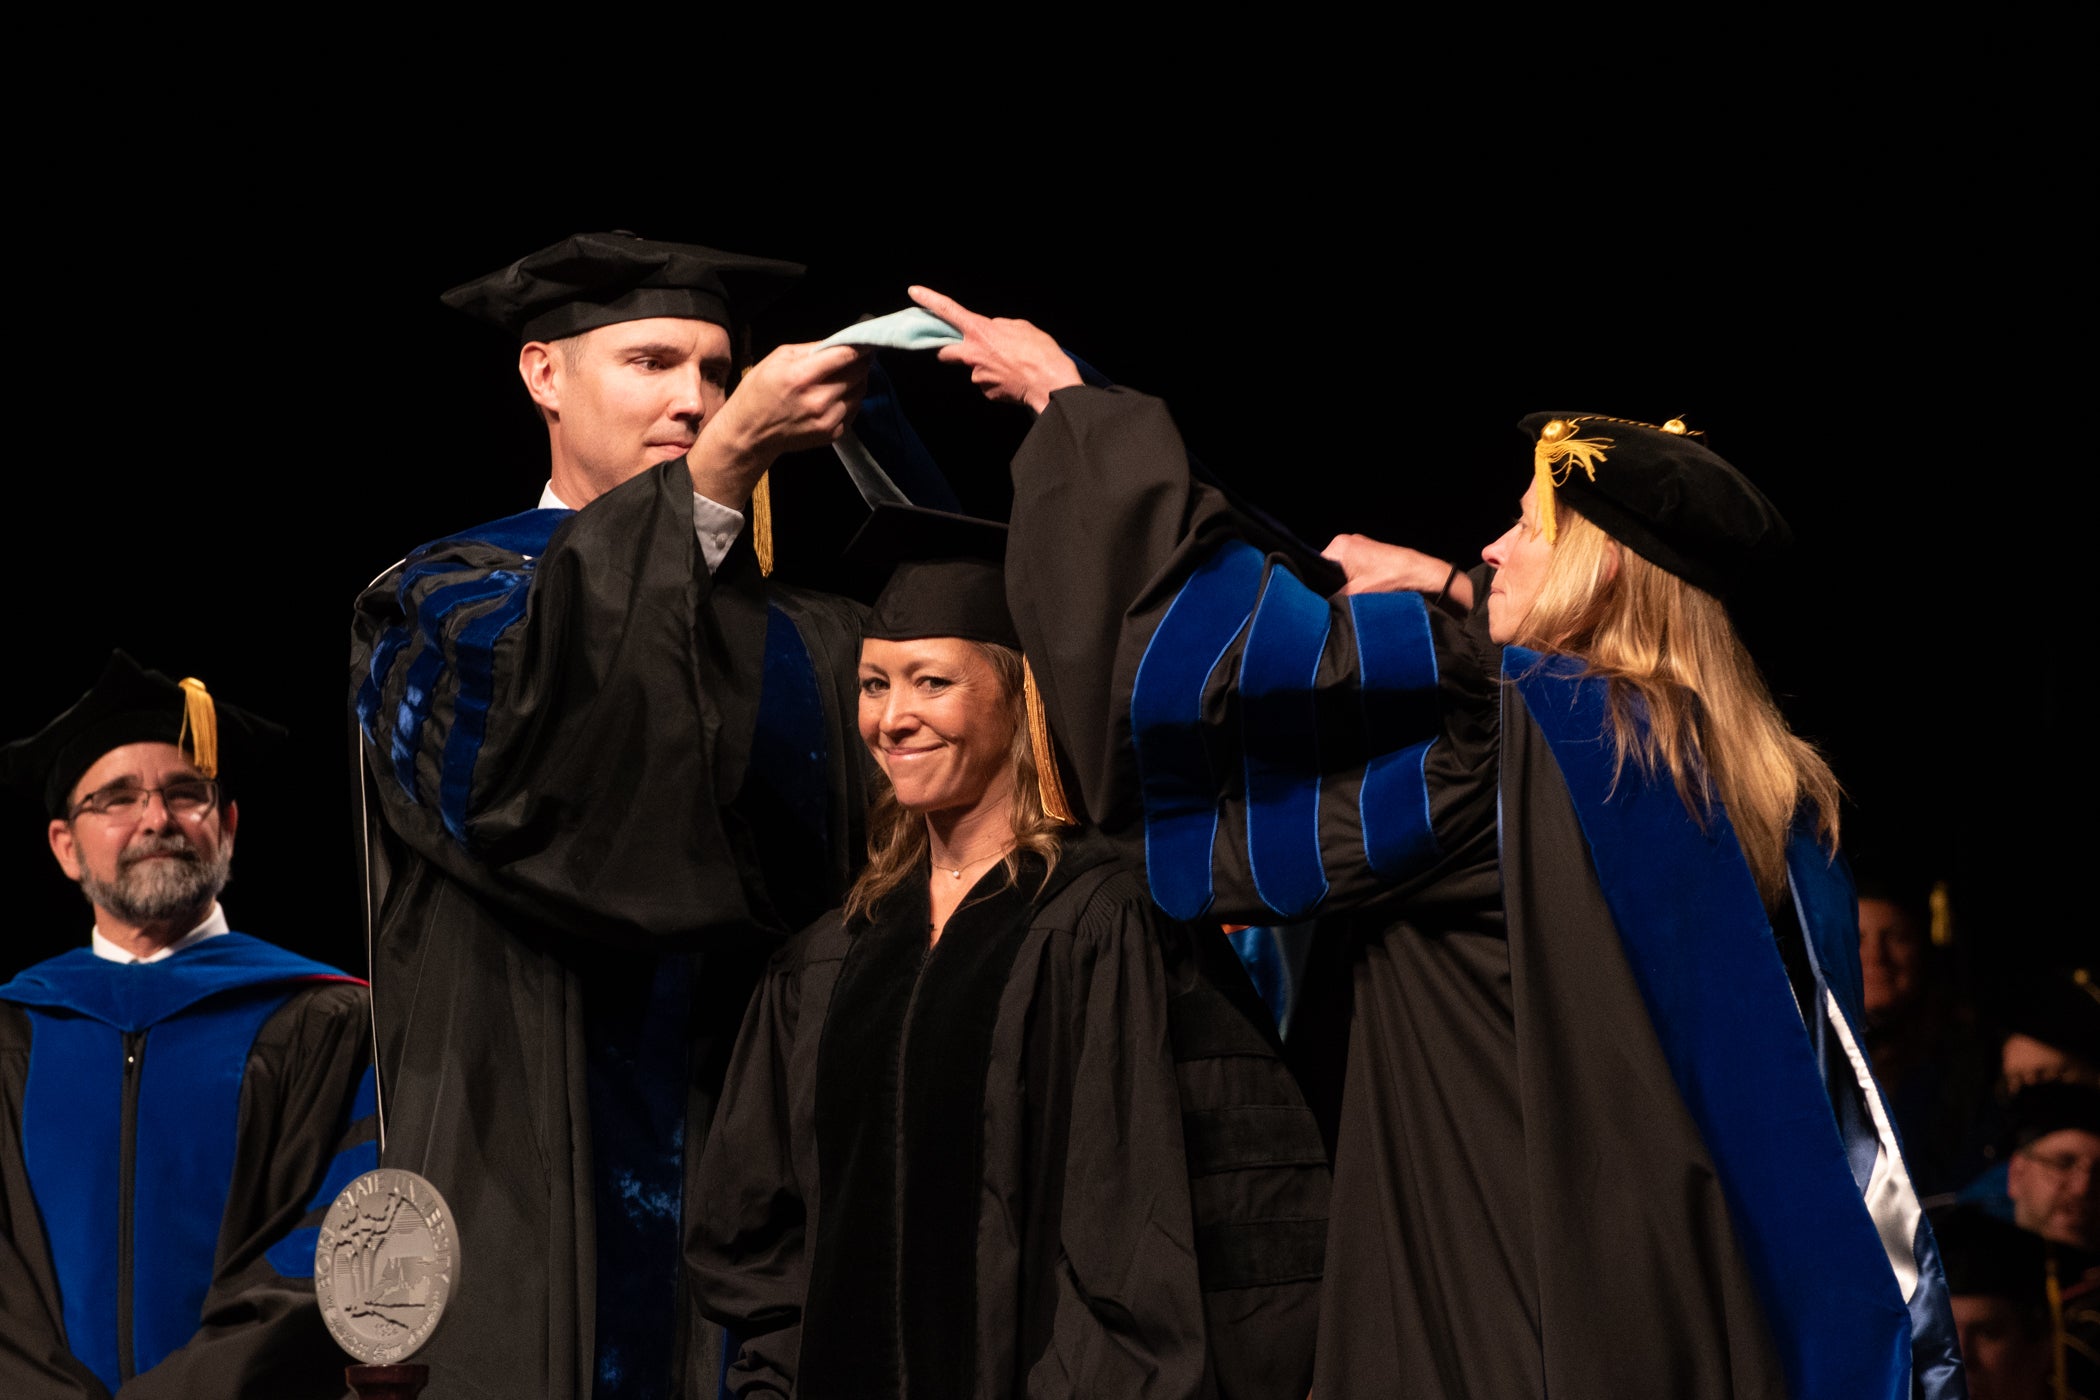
[
  {"left": 908, "top": 296, "right": 1502, "bottom": 926},
  {"left": 1323, "top": 534, "right": 1474, "bottom": 609}
]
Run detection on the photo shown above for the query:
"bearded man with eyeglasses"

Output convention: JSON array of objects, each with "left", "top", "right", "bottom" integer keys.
[
  {"left": 0, "top": 651, "right": 374, "bottom": 1399},
  {"left": 58, "top": 769, "right": 233, "bottom": 946}
]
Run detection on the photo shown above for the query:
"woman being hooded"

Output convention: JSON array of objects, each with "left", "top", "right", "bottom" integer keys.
[
  {"left": 906, "top": 287, "right": 1966, "bottom": 1400},
  {"left": 690, "top": 505, "right": 1328, "bottom": 1400}
]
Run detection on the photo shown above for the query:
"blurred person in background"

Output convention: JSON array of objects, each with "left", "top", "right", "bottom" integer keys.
[
  {"left": 1856, "top": 867, "right": 1995, "bottom": 1196},
  {"left": 1933, "top": 1203, "right": 2056, "bottom": 1400}
]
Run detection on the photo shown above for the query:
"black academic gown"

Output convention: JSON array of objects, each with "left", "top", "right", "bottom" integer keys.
[
  {"left": 1002, "top": 387, "right": 1965, "bottom": 1400},
  {"left": 0, "top": 934, "right": 374, "bottom": 1400},
  {"left": 691, "top": 828, "right": 1328, "bottom": 1400},
  {"left": 349, "top": 459, "right": 869, "bottom": 1400}
]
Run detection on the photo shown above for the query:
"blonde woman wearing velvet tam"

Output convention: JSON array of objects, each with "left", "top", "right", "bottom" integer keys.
[
  {"left": 910, "top": 287, "right": 1965, "bottom": 1400},
  {"left": 690, "top": 505, "right": 1326, "bottom": 1400}
]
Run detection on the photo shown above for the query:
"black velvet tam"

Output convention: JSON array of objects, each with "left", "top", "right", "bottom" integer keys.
[
  {"left": 849, "top": 504, "right": 1019, "bottom": 650},
  {"left": 1518, "top": 412, "right": 1793, "bottom": 596},
  {"left": 0, "top": 650, "right": 285, "bottom": 816},
  {"left": 440, "top": 230, "right": 804, "bottom": 343},
  {"left": 2005, "top": 1079, "right": 2100, "bottom": 1150},
  {"left": 2004, "top": 966, "right": 2100, "bottom": 1064},
  {"left": 1928, "top": 1204, "right": 2047, "bottom": 1303}
]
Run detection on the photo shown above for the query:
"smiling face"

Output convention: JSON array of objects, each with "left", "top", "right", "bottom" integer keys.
[
  {"left": 857, "top": 636, "right": 1020, "bottom": 824},
  {"left": 48, "top": 740, "right": 237, "bottom": 932},
  {"left": 523, "top": 316, "right": 734, "bottom": 505},
  {"left": 1479, "top": 481, "right": 1557, "bottom": 644}
]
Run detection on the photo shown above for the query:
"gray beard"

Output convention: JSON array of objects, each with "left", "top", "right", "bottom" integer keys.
[{"left": 78, "top": 832, "right": 232, "bottom": 929}]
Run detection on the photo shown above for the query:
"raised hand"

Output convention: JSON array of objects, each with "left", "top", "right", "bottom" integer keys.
[
  {"left": 909, "top": 286, "right": 1081, "bottom": 413},
  {"left": 691, "top": 342, "right": 870, "bottom": 507}
]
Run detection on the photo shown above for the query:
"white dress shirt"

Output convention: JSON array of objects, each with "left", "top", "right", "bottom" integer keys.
[{"left": 90, "top": 903, "right": 230, "bottom": 965}]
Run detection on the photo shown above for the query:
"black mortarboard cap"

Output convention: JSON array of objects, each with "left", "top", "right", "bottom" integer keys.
[
  {"left": 0, "top": 651, "right": 286, "bottom": 817},
  {"left": 2005, "top": 1080, "right": 2100, "bottom": 1151},
  {"left": 441, "top": 231, "right": 805, "bottom": 343},
  {"left": 1518, "top": 412, "right": 1794, "bottom": 597},
  {"left": 1929, "top": 1204, "right": 2048, "bottom": 1303},
  {"left": 849, "top": 504, "right": 1018, "bottom": 650},
  {"left": 2004, "top": 968, "right": 2100, "bottom": 1066}
]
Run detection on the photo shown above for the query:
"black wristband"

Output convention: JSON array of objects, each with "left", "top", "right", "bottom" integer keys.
[{"left": 1438, "top": 562, "right": 1461, "bottom": 599}]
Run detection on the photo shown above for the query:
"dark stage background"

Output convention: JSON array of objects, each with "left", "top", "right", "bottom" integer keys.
[{"left": 2, "top": 164, "right": 2078, "bottom": 1018}]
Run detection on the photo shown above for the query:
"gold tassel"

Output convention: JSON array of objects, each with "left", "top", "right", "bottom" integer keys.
[
  {"left": 176, "top": 677, "right": 219, "bottom": 779},
  {"left": 1929, "top": 880, "right": 1954, "bottom": 947},
  {"left": 1531, "top": 419, "right": 1615, "bottom": 544},
  {"left": 751, "top": 471, "right": 774, "bottom": 577},
  {"left": 1532, "top": 453, "right": 1559, "bottom": 543},
  {"left": 1023, "top": 658, "right": 1075, "bottom": 825},
  {"left": 732, "top": 362, "right": 774, "bottom": 577}
]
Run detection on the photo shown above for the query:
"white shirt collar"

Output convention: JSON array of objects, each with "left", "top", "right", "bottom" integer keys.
[
  {"left": 539, "top": 480, "right": 573, "bottom": 511},
  {"left": 90, "top": 903, "right": 230, "bottom": 965}
]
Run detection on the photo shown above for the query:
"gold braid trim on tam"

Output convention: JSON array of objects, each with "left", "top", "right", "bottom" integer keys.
[
  {"left": 1023, "top": 658, "right": 1075, "bottom": 825},
  {"left": 176, "top": 677, "right": 219, "bottom": 779},
  {"left": 1532, "top": 420, "right": 1615, "bottom": 543}
]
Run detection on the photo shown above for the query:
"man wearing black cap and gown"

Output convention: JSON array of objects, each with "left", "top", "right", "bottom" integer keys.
[
  {"left": 0, "top": 652, "right": 375, "bottom": 1399},
  {"left": 1996, "top": 1083, "right": 2100, "bottom": 1397},
  {"left": 349, "top": 233, "right": 871, "bottom": 1400},
  {"left": 910, "top": 288, "right": 1962, "bottom": 1397}
]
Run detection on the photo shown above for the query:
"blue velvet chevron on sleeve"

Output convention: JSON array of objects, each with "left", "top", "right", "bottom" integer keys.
[
  {"left": 1129, "top": 542, "right": 1446, "bottom": 924},
  {"left": 355, "top": 509, "right": 569, "bottom": 848}
]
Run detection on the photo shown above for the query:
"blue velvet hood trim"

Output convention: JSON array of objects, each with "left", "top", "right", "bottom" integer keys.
[
  {"left": 1509, "top": 649, "right": 1916, "bottom": 1400},
  {"left": 0, "top": 931, "right": 359, "bottom": 1029},
  {"left": 5, "top": 933, "right": 356, "bottom": 1389}
]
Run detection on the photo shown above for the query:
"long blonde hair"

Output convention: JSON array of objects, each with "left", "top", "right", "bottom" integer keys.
[
  {"left": 842, "top": 642, "right": 1065, "bottom": 924},
  {"left": 1515, "top": 505, "right": 1839, "bottom": 906}
]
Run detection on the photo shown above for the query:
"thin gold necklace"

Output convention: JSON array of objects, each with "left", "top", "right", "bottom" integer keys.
[{"left": 932, "top": 845, "right": 1011, "bottom": 881}]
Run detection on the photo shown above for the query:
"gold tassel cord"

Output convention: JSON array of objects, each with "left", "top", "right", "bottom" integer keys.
[
  {"left": 1022, "top": 658, "right": 1075, "bottom": 825},
  {"left": 1531, "top": 420, "right": 1614, "bottom": 544},
  {"left": 2046, "top": 1251, "right": 2066, "bottom": 1400},
  {"left": 176, "top": 677, "right": 219, "bottom": 779},
  {"left": 751, "top": 472, "right": 774, "bottom": 577},
  {"left": 738, "top": 361, "right": 775, "bottom": 577},
  {"left": 1928, "top": 880, "right": 1954, "bottom": 947}
]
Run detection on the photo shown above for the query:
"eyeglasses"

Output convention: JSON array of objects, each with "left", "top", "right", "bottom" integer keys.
[
  {"left": 69, "top": 779, "right": 220, "bottom": 823},
  {"left": 2018, "top": 1146, "right": 2099, "bottom": 1184}
]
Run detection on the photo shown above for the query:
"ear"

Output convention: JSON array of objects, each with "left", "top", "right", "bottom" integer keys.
[
  {"left": 1599, "top": 539, "right": 1624, "bottom": 586},
  {"left": 47, "top": 818, "right": 82, "bottom": 882},
  {"left": 2004, "top": 1150, "right": 2033, "bottom": 1202},
  {"left": 220, "top": 798, "right": 239, "bottom": 849},
  {"left": 519, "top": 342, "right": 561, "bottom": 415}
]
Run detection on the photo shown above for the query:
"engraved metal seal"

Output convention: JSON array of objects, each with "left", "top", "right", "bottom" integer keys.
[{"left": 314, "top": 1168, "right": 458, "bottom": 1364}]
